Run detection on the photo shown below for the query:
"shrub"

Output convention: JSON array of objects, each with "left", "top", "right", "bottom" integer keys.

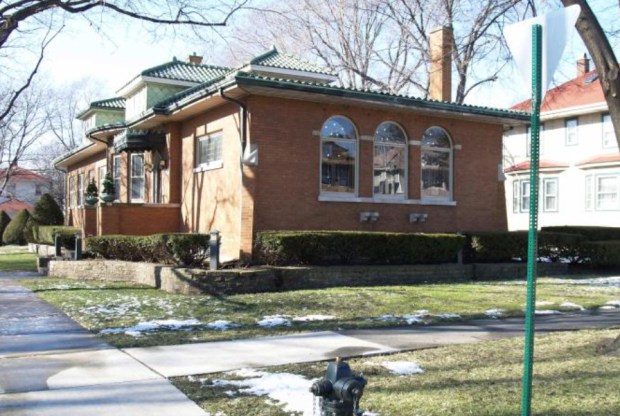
[
  {"left": 24, "top": 216, "right": 40, "bottom": 243},
  {"left": 32, "top": 193, "right": 64, "bottom": 225},
  {"left": 541, "top": 226, "right": 620, "bottom": 241},
  {"left": 86, "top": 233, "right": 211, "bottom": 266},
  {"left": 582, "top": 241, "right": 620, "bottom": 267},
  {"left": 2, "top": 209, "right": 30, "bottom": 245},
  {"left": 0, "top": 211, "right": 10, "bottom": 245},
  {"left": 37, "top": 225, "right": 81, "bottom": 250},
  {"left": 254, "top": 231, "right": 465, "bottom": 266},
  {"left": 463, "top": 231, "right": 586, "bottom": 263}
]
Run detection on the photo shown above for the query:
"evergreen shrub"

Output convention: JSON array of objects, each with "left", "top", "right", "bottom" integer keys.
[
  {"left": 86, "top": 233, "right": 210, "bottom": 266},
  {"left": 0, "top": 211, "right": 10, "bottom": 245},
  {"left": 32, "top": 193, "right": 64, "bottom": 225},
  {"left": 2, "top": 209, "right": 31, "bottom": 245},
  {"left": 254, "top": 231, "right": 465, "bottom": 266}
]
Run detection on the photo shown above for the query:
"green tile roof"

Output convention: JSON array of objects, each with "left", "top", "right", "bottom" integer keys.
[
  {"left": 76, "top": 97, "right": 125, "bottom": 118},
  {"left": 233, "top": 72, "right": 530, "bottom": 121},
  {"left": 140, "top": 59, "right": 230, "bottom": 83},
  {"left": 249, "top": 47, "right": 335, "bottom": 76}
]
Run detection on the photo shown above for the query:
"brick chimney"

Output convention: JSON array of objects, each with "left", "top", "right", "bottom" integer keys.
[
  {"left": 429, "top": 26, "right": 453, "bottom": 102},
  {"left": 187, "top": 53, "right": 203, "bottom": 65},
  {"left": 577, "top": 53, "right": 590, "bottom": 77}
]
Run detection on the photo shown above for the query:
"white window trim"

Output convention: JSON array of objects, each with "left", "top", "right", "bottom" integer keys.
[
  {"left": 373, "top": 121, "right": 408, "bottom": 199},
  {"left": 602, "top": 114, "right": 616, "bottom": 149},
  {"left": 77, "top": 173, "right": 84, "bottom": 207},
  {"left": 420, "top": 127, "right": 454, "bottom": 202},
  {"left": 130, "top": 153, "right": 145, "bottom": 203},
  {"left": 595, "top": 174, "right": 620, "bottom": 211},
  {"left": 319, "top": 115, "right": 359, "bottom": 197},
  {"left": 542, "top": 177, "right": 559, "bottom": 213},
  {"left": 113, "top": 155, "right": 121, "bottom": 202},
  {"left": 318, "top": 195, "right": 456, "bottom": 206},
  {"left": 565, "top": 118, "right": 579, "bottom": 146},
  {"left": 195, "top": 132, "right": 223, "bottom": 172}
]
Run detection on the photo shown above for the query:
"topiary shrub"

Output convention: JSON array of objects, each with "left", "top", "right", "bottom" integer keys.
[
  {"left": 32, "top": 193, "right": 64, "bottom": 225},
  {"left": 2, "top": 209, "right": 31, "bottom": 245},
  {"left": 254, "top": 231, "right": 465, "bottom": 266},
  {"left": 86, "top": 233, "right": 211, "bottom": 266},
  {"left": 24, "top": 216, "right": 40, "bottom": 244},
  {"left": 0, "top": 211, "right": 10, "bottom": 245}
]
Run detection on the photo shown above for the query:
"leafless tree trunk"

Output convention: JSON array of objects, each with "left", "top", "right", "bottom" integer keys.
[{"left": 560, "top": 0, "right": 620, "bottom": 149}]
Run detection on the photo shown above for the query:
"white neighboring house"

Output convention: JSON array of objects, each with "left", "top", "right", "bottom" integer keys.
[
  {"left": 0, "top": 166, "right": 51, "bottom": 216},
  {"left": 503, "top": 56, "right": 620, "bottom": 230}
]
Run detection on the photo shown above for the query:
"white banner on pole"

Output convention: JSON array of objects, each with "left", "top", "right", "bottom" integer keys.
[{"left": 504, "top": 5, "right": 581, "bottom": 97}]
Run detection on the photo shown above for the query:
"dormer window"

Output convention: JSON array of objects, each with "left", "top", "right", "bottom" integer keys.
[{"left": 125, "top": 87, "right": 147, "bottom": 119}]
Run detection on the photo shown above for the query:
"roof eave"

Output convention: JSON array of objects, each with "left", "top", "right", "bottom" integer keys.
[{"left": 235, "top": 75, "right": 530, "bottom": 125}]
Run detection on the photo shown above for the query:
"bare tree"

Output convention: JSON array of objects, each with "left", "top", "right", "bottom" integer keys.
[
  {"left": 230, "top": 0, "right": 524, "bottom": 102},
  {"left": 0, "top": 85, "right": 47, "bottom": 196}
]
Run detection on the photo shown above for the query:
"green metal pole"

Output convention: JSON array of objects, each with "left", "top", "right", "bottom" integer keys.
[{"left": 521, "top": 24, "right": 542, "bottom": 416}]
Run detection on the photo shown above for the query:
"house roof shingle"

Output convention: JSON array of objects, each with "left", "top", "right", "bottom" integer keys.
[
  {"left": 0, "top": 198, "right": 34, "bottom": 217},
  {"left": 0, "top": 166, "right": 48, "bottom": 182},
  {"left": 512, "top": 69, "right": 605, "bottom": 112},
  {"left": 249, "top": 47, "right": 335, "bottom": 76},
  {"left": 504, "top": 160, "right": 569, "bottom": 173},
  {"left": 577, "top": 154, "right": 620, "bottom": 167}
]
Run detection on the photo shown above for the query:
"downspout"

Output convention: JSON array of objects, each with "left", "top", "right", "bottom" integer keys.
[
  {"left": 88, "top": 134, "right": 111, "bottom": 171},
  {"left": 219, "top": 87, "right": 247, "bottom": 155}
]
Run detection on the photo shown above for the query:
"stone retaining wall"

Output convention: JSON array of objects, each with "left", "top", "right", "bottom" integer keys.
[{"left": 48, "top": 260, "right": 569, "bottom": 295}]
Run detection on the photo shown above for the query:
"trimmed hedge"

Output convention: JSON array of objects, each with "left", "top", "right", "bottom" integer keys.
[
  {"left": 582, "top": 241, "right": 620, "bottom": 267},
  {"left": 463, "top": 231, "right": 586, "bottom": 263},
  {"left": 36, "top": 226, "right": 81, "bottom": 250},
  {"left": 254, "top": 231, "right": 465, "bottom": 266},
  {"left": 86, "top": 233, "right": 211, "bottom": 266},
  {"left": 541, "top": 226, "right": 620, "bottom": 241},
  {"left": 2, "top": 209, "right": 31, "bottom": 245}
]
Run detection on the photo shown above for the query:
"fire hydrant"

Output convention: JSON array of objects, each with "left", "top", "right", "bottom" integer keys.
[{"left": 310, "top": 358, "right": 367, "bottom": 416}]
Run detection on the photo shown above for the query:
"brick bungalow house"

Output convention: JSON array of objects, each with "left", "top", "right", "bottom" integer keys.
[{"left": 54, "top": 28, "right": 528, "bottom": 261}]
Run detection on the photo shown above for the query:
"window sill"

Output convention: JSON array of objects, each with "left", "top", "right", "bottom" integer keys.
[
  {"left": 318, "top": 195, "right": 456, "bottom": 206},
  {"left": 194, "top": 161, "right": 223, "bottom": 173}
]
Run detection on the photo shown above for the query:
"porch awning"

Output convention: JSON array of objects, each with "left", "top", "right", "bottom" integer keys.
[{"left": 113, "top": 129, "right": 166, "bottom": 153}]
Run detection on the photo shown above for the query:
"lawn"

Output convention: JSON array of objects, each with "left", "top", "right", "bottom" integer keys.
[
  {"left": 171, "top": 328, "right": 620, "bottom": 416},
  {"left": 19, "top": 276, "right": 620, "bottom": 348},
  {"left": 0, "top": 251, "right": 37, "bottom": 272}
]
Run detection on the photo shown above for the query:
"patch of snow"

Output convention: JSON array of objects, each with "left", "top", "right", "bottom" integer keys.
[
  {"left": 559, "top": 302, "right": 585, "bottom": 310},
  {"left": 402, "top": 314, "right": 425, "bottom": 324},
  {"left": 292, "top": 315, "right": 335, "bottom": 322},
  {"left": 376, "top": 314, "right": 398, "bottom": 322},
  {"left": 209, "top": 369, "right": 314, "bottom": 415},
  {"left": 207, "top": 320, "right": 239, "bottom": 331},
  {"left": 99, "top": 319, "right": 202, "bottom": 336},
  {"left": 606, "top": 300, "right": 620, "bottom": 307},
  {"left": 485, "top": 308, "right": 505, "bottom": 318},
  {"left": 535, "top": 301, "right": 555, "bottom": 306},
  {"left": 436, "top": 313, "right": 461, "bottom": 320},
  {"left": 257, "top": 315, "right": 291, "bottom": 327},
  {"left": 380, "top": 361, "right": 424, "bottom": 375},
  {"left": 599, "top": 305, "right": 617, "bottom": 310},
  {"left": 534, "top": 310, "right": 562, "bottom": 315}
]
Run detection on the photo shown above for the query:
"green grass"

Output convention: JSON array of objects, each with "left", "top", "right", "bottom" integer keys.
[
  {"left": 171, "top": 329, "right": 620, "bottom": 416},
  {"left": 19, "top": 276, "right": 620, "bottom": 348},
  {"left": 0, "top": 252, "right": 37, "bottom": 272}
]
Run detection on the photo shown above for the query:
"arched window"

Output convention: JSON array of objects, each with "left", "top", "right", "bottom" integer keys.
[
  {"left": 320, "top": 116, "right": 357, "bottom": 194},
  {"left": 373, "top": 121, "right": 407, "bottom": 197},
  {"left": 421, "top": 127, "right": 453, "bottom": 200}
]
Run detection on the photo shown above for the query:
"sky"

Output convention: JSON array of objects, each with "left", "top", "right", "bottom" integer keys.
[{"left": 23, "top": 0, "right": 620, "bottom": 110}]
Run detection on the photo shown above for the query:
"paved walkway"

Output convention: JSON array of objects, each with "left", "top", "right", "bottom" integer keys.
[
  {"left": 1, "top": 272, "right": 619, "bottom": 415},
  {"left": 0, "top": 275, "right": 206, "bottom": 416}
]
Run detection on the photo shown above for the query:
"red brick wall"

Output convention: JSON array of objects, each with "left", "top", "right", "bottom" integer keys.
[
  {"left": 179, "top": 103, "right": 243, "bottom": 260},
  {"left": 97, "top": 204, "right": 180, "bottom": 236},
  {"left": 246, "top": 96, "right": 508, "bottom": 242}
]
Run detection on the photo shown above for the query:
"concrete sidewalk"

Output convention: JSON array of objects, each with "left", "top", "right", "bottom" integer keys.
[
  {"left": 0, "top": 276, "right": 206, "bottom": 416},
  {"left": 1, "top": 272, "right": 619, "bottom": 415},
  {"left": 124, "top": 308, "right": 620, "bottom": 377}
]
